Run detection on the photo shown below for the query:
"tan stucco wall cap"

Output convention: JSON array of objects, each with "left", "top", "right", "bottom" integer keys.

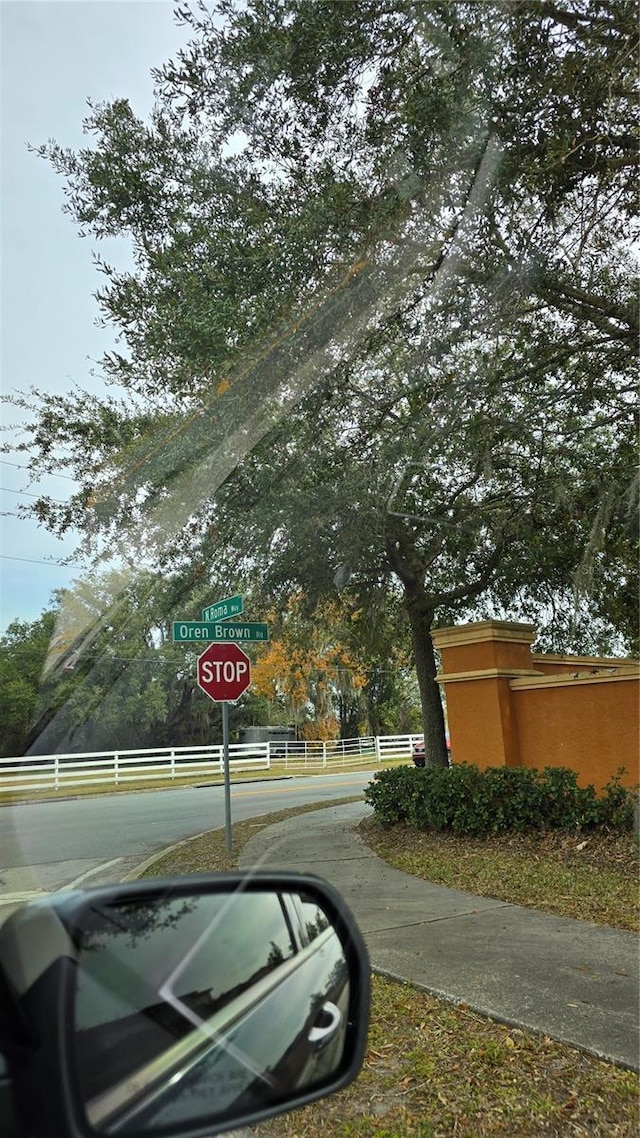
[
  {"left": 436, "top": 668, "right": 542, "bottom": 684},
  {"left": 432, "top": 620, "right": 537, "bottom": 649},
  {"left": 531, "top": 653, "right": 639, "bottom": 670},
  {"left": 510, "top": 669, "right": 640, "bottom": 691}
]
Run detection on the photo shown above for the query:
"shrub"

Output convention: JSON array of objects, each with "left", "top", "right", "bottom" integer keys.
[
  {"left": 407, "top": 763, "right": 485, "bottom": 835},
  {"left": 538, "top": 765, "right": 600, "bottom": 830},
  {"left": 363, "top": 765, "right": 418, "bottom": 825},
  {"left": 596, "top": 770, "right": 636, "bottom": 831},
  {"left": 365, "top": 763, "right": 637, "bottom": 837}
]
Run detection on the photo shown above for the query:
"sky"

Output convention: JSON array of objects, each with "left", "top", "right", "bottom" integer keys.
[{"left": 0, "top": 0, "right": 192, "bottom": 633}]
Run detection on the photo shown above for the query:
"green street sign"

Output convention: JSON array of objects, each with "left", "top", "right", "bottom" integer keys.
[
  {"left": 202, "top": 594, "right": 243, "bottom": 623},
  {"left": 211, "top": 622, "right": 269, "bottom": 642},
  {"left": 173, "top": 621, "right": 269, "bottom": 643}
]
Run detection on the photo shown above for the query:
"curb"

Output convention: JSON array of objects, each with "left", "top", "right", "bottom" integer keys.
[
  {"left": 194, "top": 776, "right": 294, "bottom": 788},
  {"left": 121, "top": 827, "right": 223, "bottom": 882},
  {"left": 373, "top": 967, "right": 640, "bottom": 1075},
  {"left": 120, "top": 792, "right": 364, "bottom": 882}
]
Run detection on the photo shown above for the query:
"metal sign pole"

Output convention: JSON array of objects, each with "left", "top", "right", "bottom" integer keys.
[{"left": 222, "top": 700, "right": 232, "bottom": 853}]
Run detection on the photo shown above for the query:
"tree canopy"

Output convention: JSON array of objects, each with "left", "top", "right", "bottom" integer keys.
[{"left": 4, "top": 1, "right": 637, "bottom": 761}]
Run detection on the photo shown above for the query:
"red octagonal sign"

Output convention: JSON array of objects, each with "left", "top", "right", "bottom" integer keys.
[{"left": 197, "top": 642, "right": 251, "bottom": 703}]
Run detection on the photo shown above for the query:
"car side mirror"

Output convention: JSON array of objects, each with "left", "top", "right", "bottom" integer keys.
[{"left": 0, "top": 872, "right": 370, "bottom": 1138}]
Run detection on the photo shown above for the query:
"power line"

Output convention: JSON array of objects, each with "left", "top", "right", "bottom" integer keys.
[
  {"left": 0, "top": 486, "right": 68, "bottom": 504},
  {"left": 0, "top": 460, "right": 76, "bottom": 481},
  {"left": 0, "top": 554, "right": 86, "bottom": 569}
]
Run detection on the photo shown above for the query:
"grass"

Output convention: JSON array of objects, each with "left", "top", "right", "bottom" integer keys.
[
  {"left": 138, "top": 796, "right": 364, "bottom": 878},
  {"left": 133, "top": 794, "right": 639, "bottom": 1138},
  {"left": 256, "top": 973, "right": 639, "bottom": 1137},
  {"left": 0, "top": 768, "right": 279, "bottom": 804},
  {"left": 358, "top": 820, "right": 640, "bottom": 931}
]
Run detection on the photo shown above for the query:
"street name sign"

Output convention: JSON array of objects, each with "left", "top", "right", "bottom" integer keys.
[
  {"left": 210, "top": 622, "right": 269, "bottom": 642},
  {"left": 173, "top": 621, "right": 269, "bottom": 643},
  {"left": 202, "top": 595, "right": 243, "bottom": 623}
]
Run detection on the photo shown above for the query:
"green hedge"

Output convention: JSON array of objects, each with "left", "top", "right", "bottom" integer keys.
[{"left": 364, "top": 763, "right": 635, "bottom": 836}]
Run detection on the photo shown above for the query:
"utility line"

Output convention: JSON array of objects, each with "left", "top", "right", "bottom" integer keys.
[
  {"left": 0, "top": 460, "right": 76, "bottom": 481},
  {"left": 0, "top": 555, "right": 85, "bottom": 568},
  {"left": 0, "top": 486, "right": 68, "bottom": 503}
]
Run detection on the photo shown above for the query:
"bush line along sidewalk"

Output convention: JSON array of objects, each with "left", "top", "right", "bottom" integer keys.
[
  {"left": 361, "top": 763, "right": 639, "bottom": 930},
  {"left": 364, "top": 763, "right": 636, "bottom": 836}
]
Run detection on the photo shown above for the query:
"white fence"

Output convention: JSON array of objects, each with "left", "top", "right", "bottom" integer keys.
[
  {"left": 0, "top": 734, "right": 422, "bottom": 795},
  {"left": 272, "top": 734, "right": 423, "bottom": 769},
  {"left": 0, "top": 743, "right": 269, "bottom": 794},
  {"left": 272, "top": 736, "right": 377, "bottom": 768}
]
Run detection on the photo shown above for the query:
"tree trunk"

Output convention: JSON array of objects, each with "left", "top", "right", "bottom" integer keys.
[
  {"left": 405, "top": 595, "right": 449, "bottom": 768},
  {"left": 385, "top": 528, "right": 449, "bottom": 768}
]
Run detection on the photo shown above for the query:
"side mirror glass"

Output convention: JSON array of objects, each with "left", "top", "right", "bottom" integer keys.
[
  {"left": 0, "top": 873, "right": 369, "bottom": 1138},
  {"left": 74, "top": 888, "right": 350, "bottom": 1133}
]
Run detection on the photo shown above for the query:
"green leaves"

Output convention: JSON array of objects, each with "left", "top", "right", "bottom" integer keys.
[
  {"left": 0, "top": 611, "right": 61, "bottom": 756},
  {"left": 5, "top": 1, "right": 637, "bottom": 756},
  {"left": 365, "top": 763, "right": 637, "bottom": 836}
]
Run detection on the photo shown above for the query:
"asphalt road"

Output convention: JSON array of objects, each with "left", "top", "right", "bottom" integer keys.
[{"left": 0, "top": 772, "right": 372, "bottom": 911}]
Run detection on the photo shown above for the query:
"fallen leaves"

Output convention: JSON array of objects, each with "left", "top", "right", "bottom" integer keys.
[
  {"left": 358, "top": 818, "right": 639, "bottom": 931},
  {"left": 257, "top": 975, "right": 639, "bottom": 1137}
]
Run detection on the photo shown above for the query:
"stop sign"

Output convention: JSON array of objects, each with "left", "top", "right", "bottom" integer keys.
[{"left": 197, "top": 643, "right": 251, "bottom": 702}]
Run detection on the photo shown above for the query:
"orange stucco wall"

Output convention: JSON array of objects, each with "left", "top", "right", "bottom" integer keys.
[
  {"left": 436, "top": 621, "right": 538, "bottom": 676},
  {"left": 511, "top": 675, "right": 639, "bottom": 789},
  {"left": 433, "top": 621, "right": 640, "bottom": 791},
  {"left": 444, "top": 677, "right": 519, "bottom": 769}
]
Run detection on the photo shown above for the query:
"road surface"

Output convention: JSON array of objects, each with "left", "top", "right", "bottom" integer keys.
[{"left": 0, "top": 772, "right": 372, "bottom": 915}]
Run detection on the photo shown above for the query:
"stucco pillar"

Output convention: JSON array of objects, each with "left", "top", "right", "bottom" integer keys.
[{"left": 432, "top": 621, "right": 541, "bottom": 770}]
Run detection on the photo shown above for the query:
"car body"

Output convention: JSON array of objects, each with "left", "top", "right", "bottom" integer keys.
[
  {"left": 411, "top": 737, "right": 451, "bottom": 768},
  {"left": 412, "top": 739, "right": 427, "bottom": 767}
]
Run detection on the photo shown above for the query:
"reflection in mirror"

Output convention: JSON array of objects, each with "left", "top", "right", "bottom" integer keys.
[{"left": 73, "top": 888, "right": 350, "bottom": 1134}]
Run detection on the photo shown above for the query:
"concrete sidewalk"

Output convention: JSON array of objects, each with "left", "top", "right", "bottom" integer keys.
[{"left": 238, "top": 801, "right": 639, "bottom": 1071}]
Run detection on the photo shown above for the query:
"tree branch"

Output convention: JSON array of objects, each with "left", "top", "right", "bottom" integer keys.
[{"left": 425, "top": 542, "right": 503, "bottom": 608}]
